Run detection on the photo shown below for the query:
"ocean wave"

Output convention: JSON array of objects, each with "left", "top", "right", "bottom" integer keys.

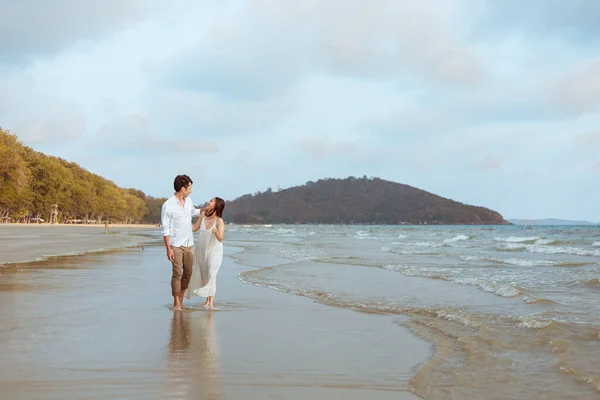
[
  {"left": 522, "top": 296, "right": 556, "bottom": 304},
  {"left": 459, "top": 255, "right": 559, "bottom": 267},
  {"left": 387, "top": 248, "right": 442, "bottom": 256},
  {"left": 384, "top": 265, "right": 522, "bottom": 298},
  {"left": 392, "top": 241, "right": 446, "bottom": 248},
  {"left": 444, "top": 234, "right": 473, "bottom": 243},
  {"left": 241, "top": 269, "right": 487, "bottom": 329},
  {"left": 495, "top": 236, "right": 541, "bottom": 244},
  {"left": 494, "top": 243, "right": 528, "bottom": 252},
  {"left": 558, "top": 365, "right": 600, "bottom": 393},
  {"left": 518, "top": 315, "right": 553, "bottom": 329},
  {"left": 525, "top": 245, "right": 600, "bottom": 257},
  {"left": 354, "top": 230, "right": 380, "bottom": 240},
  {"left": 581, "top": 278, "right": 600, "bottom": 286},
  {"left": 436, "top": 309, "right": 481, "bottom": 328},
  {"left": 268, "top": 245, "right": 324, "bottom": 262},
  {"left": 593, "top": 242, "right": 600, "bottom": 247},
  {"left": 273, "top": 228, "right": 297, "bottom": 234},
  {"left": 494, "top": 242, "right": 599, "bottom": 257}
]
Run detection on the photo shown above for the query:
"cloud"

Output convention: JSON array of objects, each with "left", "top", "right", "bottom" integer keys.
[
  {"left": 589, "top": 162, "right": 600, "bottom": 172},
  {"left": 0, "top": 0, "right": 162, "bottom": 64},
  {"left": 478, "top": 0, "right": 600, "bottom": 40},
  {"left": 15, "top": 115, "right": 86, "bottom": 144},
  {"left": 294, "top": 137, "right": 374, "bottom": 162},
  {"left": 575, "top": 131, "right": 600, "bottom": 147},
  {"left": 95, "top": 113, "right": 219, "bottom": 156},
  {"left": 145, "top": 89, "right": 296, "bottom": 137},
  {"left": 476, "top": 155, "right": 506, "bottom": 170},
  {"left": 165, "top": 0, "right": 484, "bottom": 100},
  {"left": 556, "top": 60, "right": 600, "bottom": 114}
]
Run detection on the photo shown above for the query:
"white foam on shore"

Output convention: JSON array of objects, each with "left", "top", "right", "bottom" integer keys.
[
  {"left": 388, "top": 248, "right": 442, "bottom": 256},
  {"left": 436, "top": 309, "right": 481, "bottom": 328},
  {"left": 459, "top": 255, "right": 558, "bottom": 267},
  {"left": 495, "top": 242, "right": 600, "bottom": 257},
  {"left": 530, "top": 245, "right": 599, "bottom": 257},
  {"left": 518, "top": 315, "right": 553, "bottom": 329},
  {"left": 384, "top": 265, "right": 522, "bottom": 298},
  {"left": 495, "top": 236, "right": 540, "bottom": 243}
]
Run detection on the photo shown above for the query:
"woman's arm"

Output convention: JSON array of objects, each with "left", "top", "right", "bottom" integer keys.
[
  {"left": 211, "top": 218, "right": 225, "bottom": 242},
  {"left": 192, "top": 211, "right": 205, "bottom": 232}
]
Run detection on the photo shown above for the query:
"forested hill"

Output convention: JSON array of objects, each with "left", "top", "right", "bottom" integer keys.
[
  {"left": 225, "top": 177, "right": 509, "bottom": 225},
  {"left": 0, "top": 128, "right": 165, "bottom": 224},
  {"left": 1, "top": 128, "right": 508, "bottom": 225}
]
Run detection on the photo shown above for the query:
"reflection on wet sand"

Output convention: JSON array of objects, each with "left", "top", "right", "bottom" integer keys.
[{"left": 168, "top": 311, "right": 221, "bottom": 400}]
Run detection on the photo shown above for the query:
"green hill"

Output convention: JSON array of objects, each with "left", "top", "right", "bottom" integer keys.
[
  {"left": 225, "top": 177, "right": 509, "bottom": 225},
  {"left": 1, "top": 128, "right": 509, "bottom": 226}
]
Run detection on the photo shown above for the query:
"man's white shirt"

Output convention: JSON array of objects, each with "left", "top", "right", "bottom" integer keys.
[{"left": 161, "top": 196, "right": 201, "bottom": 247}]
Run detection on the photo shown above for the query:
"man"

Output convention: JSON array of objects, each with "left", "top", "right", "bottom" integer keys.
[{"left": 161, "top": 175, "right": 204, "bottom": 310}]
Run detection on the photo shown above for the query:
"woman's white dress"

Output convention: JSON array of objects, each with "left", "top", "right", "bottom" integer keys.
[{"left": 186, "top": 216, "right": 223, "bottom": 298}]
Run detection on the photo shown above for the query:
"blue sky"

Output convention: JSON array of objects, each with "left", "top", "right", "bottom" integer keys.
[{"left": 1, "top": 0, "right": 599, "bottom": 220}]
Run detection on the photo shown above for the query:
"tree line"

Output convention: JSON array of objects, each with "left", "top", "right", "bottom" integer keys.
[
  {"left": 1, "top": 128, "right": 509, "bottom": 226},
  {"left": 0, "top": 128, "right": 166, "bottom": 224}
]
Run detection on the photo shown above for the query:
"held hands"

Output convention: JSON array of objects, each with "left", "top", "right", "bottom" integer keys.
[
  {"left": 167, "top": 247, "right": 175, "bottom": 261},
  {"left": 211, "top": 227, "right": 218, "bottom": 235}
]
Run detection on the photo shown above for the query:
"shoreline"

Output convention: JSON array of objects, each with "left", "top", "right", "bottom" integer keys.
[{"left": 0, "top": 223, "right": 159, "bottom": 229}]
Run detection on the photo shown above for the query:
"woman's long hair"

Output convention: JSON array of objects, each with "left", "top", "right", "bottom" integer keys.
[{"left": 205, "top": 197, "right": 225, "bottom": 218}]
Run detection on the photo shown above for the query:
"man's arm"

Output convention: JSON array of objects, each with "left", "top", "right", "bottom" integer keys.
[
  {"left": 161, "top": 202, "right": 175, "bottom": 261},
  {"left": 189, "top": 197, "right": 205, "bottom": 218}
]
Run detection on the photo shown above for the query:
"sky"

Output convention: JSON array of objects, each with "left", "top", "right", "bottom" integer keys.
[{"left": 1, "top": 0, "right": 599, "bottom": 221}]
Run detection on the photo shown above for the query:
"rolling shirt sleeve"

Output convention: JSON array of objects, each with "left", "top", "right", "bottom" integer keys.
[{"left": 161, "top": 201, "right": 171, "bottom": 237}]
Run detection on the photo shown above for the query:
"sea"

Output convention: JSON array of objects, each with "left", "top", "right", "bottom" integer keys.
[{"left": 225, "top": 224, "right": 600, "bottom": 399}]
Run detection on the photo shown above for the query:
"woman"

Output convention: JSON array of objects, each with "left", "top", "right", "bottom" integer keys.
[{"left": 186, "top": 197, "right": 225, "bottom": 310}]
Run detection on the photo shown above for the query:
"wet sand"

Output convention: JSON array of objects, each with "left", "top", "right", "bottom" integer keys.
[
  {"left": 0, "top": 240, "right": 431, "bottom": 398},
  {"left": 0, "top": 225, "right": 159, "bottom": 265}
]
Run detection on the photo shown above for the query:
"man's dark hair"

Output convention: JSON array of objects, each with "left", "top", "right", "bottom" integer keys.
[{"left": 174, "top": 175, "right": 193, "bottom": 192}]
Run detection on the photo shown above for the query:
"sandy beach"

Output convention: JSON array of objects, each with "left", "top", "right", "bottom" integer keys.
[
  {"left": 0, "top": 224, "right": 160, "bottom": 265},
  {"left": 0, "top": 226, "right": 430, "bottom": 399}
]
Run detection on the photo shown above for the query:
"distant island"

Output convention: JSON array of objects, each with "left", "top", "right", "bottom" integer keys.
[
  {"left": 225, "top": 177, "right": 509, "bottom": 225},
  {"left": 509, "top": 218, "right": 599, "bottom": 226}
]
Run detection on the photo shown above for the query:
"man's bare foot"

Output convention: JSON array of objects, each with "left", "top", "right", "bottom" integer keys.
[
  {"left": 173, "top": 295, "right": 182, "bottom": 310},
  {"left": 179, "top": 294, "right": 185, "bottom": 308},
  {"left": 173, "top": 305, "right": 182, "bottom": 311}
]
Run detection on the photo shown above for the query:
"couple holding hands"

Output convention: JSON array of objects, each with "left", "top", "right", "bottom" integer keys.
[{"left": 161, "top": 174, "right": 225, "bottom": 311}]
